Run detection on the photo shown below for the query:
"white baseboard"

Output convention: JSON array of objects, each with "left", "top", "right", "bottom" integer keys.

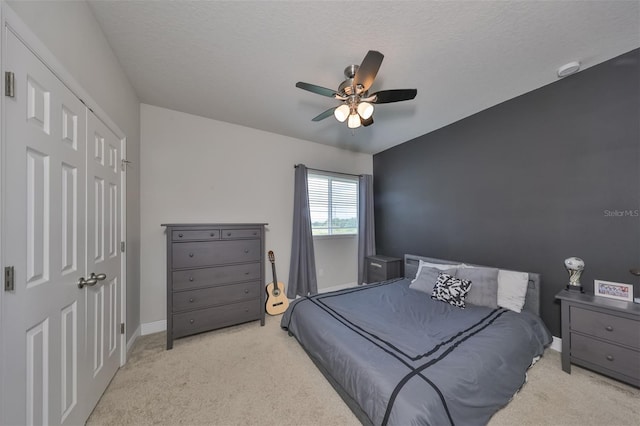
[
  {"left": 126, "top": 325, "right": 141, "bottom": 353},
  {"left": 319, "top": 282, "right": 358, "bottom": 293},
  {"left": 141, "top": 319, "right": 167, "bottom": 335},
  {"left": 550, "top": 336, "right": 562, "bottom": 352}
]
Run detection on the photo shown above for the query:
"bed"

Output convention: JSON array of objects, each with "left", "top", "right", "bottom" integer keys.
[{"left": 281, "top": 254, "right": 552, "bottom": 426}]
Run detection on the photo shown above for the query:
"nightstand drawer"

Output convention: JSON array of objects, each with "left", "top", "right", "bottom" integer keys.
[
  {"left": 571, "top": 306, "right": 640, "bottom": 350},
  {"left": 367, "top": 267, "right": 386, "bottom": 283},
  {"left": 572, "top": 334, "right": 640, "bottom": 380}
]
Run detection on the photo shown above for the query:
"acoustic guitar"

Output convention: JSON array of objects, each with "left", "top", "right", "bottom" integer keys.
[{"left": 266, "top": 250, "right": 289, "bottom": 315}]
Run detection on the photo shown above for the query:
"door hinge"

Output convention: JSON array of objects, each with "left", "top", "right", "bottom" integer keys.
[
  {"left": 120, "top": 323, "right": 125, "bottom": 334},
  {"left": 5, "top": 71, "right": 15, "bottom": 98},
  {"left": 4, "top": 266, "right": 15, "bottom": 291},
  {"left": 120, "top": 241, "right": 125, "bottom": 253}
]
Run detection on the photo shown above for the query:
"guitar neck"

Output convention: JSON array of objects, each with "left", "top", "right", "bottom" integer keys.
[{"left": 270, "top": 261, "right": 279, "bottom": 291}]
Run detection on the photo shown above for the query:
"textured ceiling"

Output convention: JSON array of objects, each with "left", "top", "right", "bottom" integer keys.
[{"left": 88, "top": 1, "right": 639, "bottom": 154}]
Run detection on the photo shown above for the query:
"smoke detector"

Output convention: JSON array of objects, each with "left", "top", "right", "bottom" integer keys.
[{"left": 557, "top": 62, "right": 581, "bottom": 78}]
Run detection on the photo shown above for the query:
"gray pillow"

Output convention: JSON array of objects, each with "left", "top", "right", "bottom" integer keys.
[
  {"left": 409, "top": 266, "right": 459, "bottom": 295},
  {"left": 456, "top": 267, "right": 499, "bottom": 309}
]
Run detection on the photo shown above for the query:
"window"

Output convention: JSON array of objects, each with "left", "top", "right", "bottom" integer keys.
[{"left": 308, "top": 173, "right": 358, "bottom": 236}]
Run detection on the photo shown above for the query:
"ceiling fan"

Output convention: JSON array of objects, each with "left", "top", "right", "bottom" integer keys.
[{"left": 296, "top": 50, "right": 417, "bottom": 129}]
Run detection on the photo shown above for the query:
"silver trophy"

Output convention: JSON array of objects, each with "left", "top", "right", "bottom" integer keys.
[{"left": 564, "top": 257, "right": 585, "bottom": 292}]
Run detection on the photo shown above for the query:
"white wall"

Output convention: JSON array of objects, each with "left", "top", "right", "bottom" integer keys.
[
  {"left": 140, "top": 104, "right": 372, "bottom": 325},
  {"left": 7, "top": 0, "right": 141, "bottom": 339}
]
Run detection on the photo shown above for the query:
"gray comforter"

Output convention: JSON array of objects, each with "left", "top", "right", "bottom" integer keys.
[{"left": 281, "top": 279, "right": 551, "bottom": 426}]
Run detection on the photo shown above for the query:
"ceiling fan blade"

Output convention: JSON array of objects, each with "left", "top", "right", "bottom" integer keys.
[
  {"left": 371, "top": 89, "right": 417, "bottom": 104},
  {"left": 362, "top": 116, "right": 374, "bottom": 127},
  {"left": 296, "top": 82, "right": 337, "bottom": 98},
  {"left": 312, "top": 107, "right": 336, "bottom": 122},
  {"left": 354, "top": 50, "right": 384, "bottom": 91}
]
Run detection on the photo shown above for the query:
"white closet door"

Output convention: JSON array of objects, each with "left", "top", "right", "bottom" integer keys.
[
  {"left": 83, "top": 110, "right": 122, "bottom": 411},
  {"left": 1, "top": 28, "right": 122, "bottom": 425},
  {"left": 2, "top": 28, "right": 88, "bottom": 426}
]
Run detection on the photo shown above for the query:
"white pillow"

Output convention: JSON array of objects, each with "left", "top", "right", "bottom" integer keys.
[
  {"left": 497, "top": 270, "right": 529, "bottom": 313},
  {"left": 412, "top": 260, "right": 462, "bottom": 283}
]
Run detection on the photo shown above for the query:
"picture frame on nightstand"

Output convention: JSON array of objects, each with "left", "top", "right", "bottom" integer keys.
[{"left": 594, "top": 279, "right": 634, "bottom": 302}]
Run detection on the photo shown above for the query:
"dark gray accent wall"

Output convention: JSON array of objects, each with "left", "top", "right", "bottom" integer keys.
[{"left": 373, "top": 49, "right": 640, "bottom": 337}]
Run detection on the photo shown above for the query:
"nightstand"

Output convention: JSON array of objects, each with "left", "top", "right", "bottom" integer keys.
[
  {"left": 555, "top": 290, "right": 640, "bottom": 387},
  {"left": 366, "top": 255, "right": 402, "bottom": 283}
]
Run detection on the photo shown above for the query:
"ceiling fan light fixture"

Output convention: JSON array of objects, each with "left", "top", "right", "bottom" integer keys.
[
  {"left": 334, "top": 104, "right": 350, "bottom": 122},
  {"left": 347, "top": 113, "right": 361, "bottom": 129},
  {"left": 296, "top": 50, "right": 418, "bottom": 129},
  {"left": 357, "top": 102, "right": 374, "bottom": 120}
]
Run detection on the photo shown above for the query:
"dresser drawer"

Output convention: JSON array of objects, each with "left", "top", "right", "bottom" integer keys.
[
  {"left": 172, "top": 229, "right": 220, "bottom": 241},
  {"left": 172, "top": 239, "right": 261, "bottom": 268},
  {"left": 221, "top": 228, "right": 261, "bottom": 239},
  {"left": 172, "top": 263, "right": 260, "bottom": 291},
  {"left": 173, "top": 300, "right": 260, "bottom": 338},
  {"left": 173, "top": 281, "right": 260, "bottom": 312},
  {"left": 571, "top": 306, "right": 640, "bottom": 350},
  {"left": 572, "top": 334, "right": 640, "bottom": 380}
]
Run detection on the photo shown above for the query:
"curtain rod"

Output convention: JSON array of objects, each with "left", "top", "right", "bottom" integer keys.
[{"left": 294, "top": 164, "right": 363, "bottom": 178}]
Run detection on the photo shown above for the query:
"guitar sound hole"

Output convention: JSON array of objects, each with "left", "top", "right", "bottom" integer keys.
[{"left": 273, "top": 289, "right": 280, "bottom": 296}]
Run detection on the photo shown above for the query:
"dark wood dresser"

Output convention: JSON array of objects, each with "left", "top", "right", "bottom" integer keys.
[
  {"left": 556, "top": 290, "right": 640, "bottom": 387},
  {"left": 162, "top": 223, "right": 267, "bottom": 349},
  {"left": 366, "top": 255, "right": 402, "bottom": 283}
]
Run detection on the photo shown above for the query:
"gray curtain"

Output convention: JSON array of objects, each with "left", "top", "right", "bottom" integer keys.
[
  {"left": 288, "top": 164, "right": 318, "bottom": 298},
  {"left": 358, "top": 174, "right": 376, "bottom": 284}
]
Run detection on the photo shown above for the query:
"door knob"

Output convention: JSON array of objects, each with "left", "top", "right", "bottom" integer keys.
[
  {"left": 79, "top": 272, "right": 107, "bottom": 288},
  {"left": 90, "top": 272, "right": 107, "bottom": 281},
  {"left": 77, "top": 276, "right": 98, "bottom": 289}
]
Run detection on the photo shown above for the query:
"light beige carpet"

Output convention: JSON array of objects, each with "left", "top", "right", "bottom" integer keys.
[{"left": 87, "top": 315, "right": 639, "bottom": 426}]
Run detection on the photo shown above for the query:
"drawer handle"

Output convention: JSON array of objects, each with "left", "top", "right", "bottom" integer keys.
[
  {"left": 210, "top": 232, "right": 215, "bottom": 237},
  {"left": 605, "top": 326, "right": 613, "bottom": 332},
  {"left": 606, "top": 355, "right": 614, "bottom": 362},
  {"left": 244, "top": 249, "right": 249, "bottom": 254},
  {"left": 178, "top": 233, "right": 183, "bottom": 238},
  {"left": 189, "top": 277, "right": 194, "bottom": 282},
  {"left": 245, "top": 271, "right": 250, "bottom": 275},
  {"left": 189, "top": 253, "right": 194, "bottom": 258},
  {"left": 189, "top": 298, "right": 194, "bottom": 303},
  {"left": 244, "top": 289, "right": 249, "bottom": 294},
  {"left": 189, "top": 319, "right": 194, "bottom": 324},
  {"left": 370, "top": 262, "right": 382, "bottom": 268},
  {"left": 253, "top": 232, "right": 257, "bottom": 235},
  {"left": 245, "top": 308, "right": 249, "bottom": 313},
  {"left": 227, "top": 232, "right": 232, "bottom": 236}
]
